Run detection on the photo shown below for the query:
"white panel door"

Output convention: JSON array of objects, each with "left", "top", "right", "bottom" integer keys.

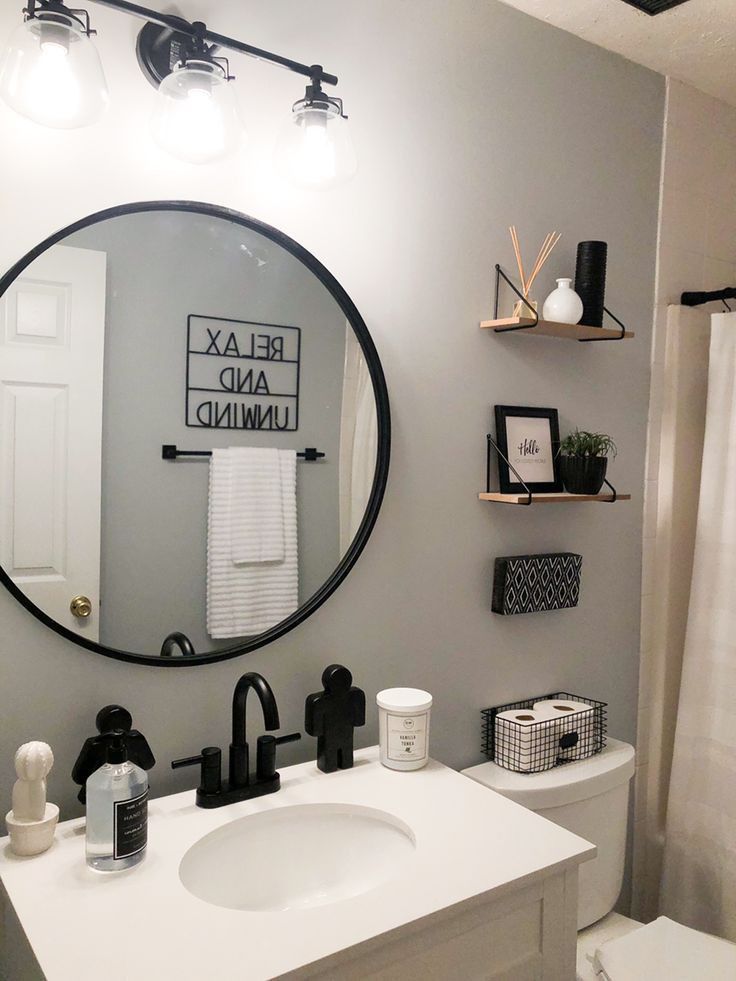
[{"left": 0, "top": 245, "right": 106, "bottom": 641}]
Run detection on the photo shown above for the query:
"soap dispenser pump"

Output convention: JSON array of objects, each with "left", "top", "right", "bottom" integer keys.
[
  {"left": 72, "top": 704, "right": 155, "bottom": 805},
  {"left": 85, "top": 731, "right": 148, "bottom": 872}
]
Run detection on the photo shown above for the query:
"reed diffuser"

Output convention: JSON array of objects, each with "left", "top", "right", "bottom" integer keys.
[{"left": 508, "top": 227, "right": 561, "bottom": 318}]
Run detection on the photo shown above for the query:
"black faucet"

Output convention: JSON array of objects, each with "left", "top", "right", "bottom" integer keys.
[
  {"left": 171, "top": 672, "right": 301, "bottom": 808},
  {"left": 229, "top": 671, "right": 280, "bottom": 788},
  {"left": 160, "top": 631, "right": 195, "bottom": 658}
]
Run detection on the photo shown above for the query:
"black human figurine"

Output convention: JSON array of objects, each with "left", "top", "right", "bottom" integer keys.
[
  {"left": 304, "top": 665, "right": 366, "bottom": 773},
  {"left": 72, "top": 705, "right": 156, "bottom": 804}
]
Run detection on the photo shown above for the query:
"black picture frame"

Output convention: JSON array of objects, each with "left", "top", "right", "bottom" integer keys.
[{"left": 494, "top": 405, "right": 562, "bottom": 494}]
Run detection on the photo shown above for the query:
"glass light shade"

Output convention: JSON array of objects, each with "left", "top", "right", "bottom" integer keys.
[
  {"left": 151, "top": 60, "right": 242, "bottom": 164},
  {"left": 0, "top": 14, "right": 108, "bottom": 129},
  {"left": 275, "top": 102, "right": 357, "bottom": 190}
]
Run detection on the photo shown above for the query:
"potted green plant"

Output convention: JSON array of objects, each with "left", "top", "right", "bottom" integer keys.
[{"left": 558, "top": 430, "right": 617, "bottom": 495}]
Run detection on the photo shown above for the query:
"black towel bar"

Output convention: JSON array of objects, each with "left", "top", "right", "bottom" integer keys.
[{"left": 162, "top": 444, "right": 325, "bottom": 462}]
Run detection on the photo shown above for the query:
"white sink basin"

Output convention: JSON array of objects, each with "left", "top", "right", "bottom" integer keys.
[{"left": 178, "top": 802, "right": 416, "bottom": 912}]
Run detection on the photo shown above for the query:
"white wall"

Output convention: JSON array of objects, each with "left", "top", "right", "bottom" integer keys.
[
  {"left": 0, "top": 0, "right": 662, "bottom": 880},
  {"left": 635, "top": 77, "right": 736, "bottom": 921}
]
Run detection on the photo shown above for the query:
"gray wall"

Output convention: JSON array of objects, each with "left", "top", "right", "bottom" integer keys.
[
  {"left": 66, "top": 212, "right": 347, "bottom": 655},
  {"left": 0, "top": 0, "right": 662, "bottom": 908}
]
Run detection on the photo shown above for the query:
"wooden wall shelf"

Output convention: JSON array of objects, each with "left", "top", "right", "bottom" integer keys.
[
  {"left": 480, "top": 318, "right": 634, "bottom": 341},
  {"left": 478, "top": 491, "right": 631, "bottom": 505}
]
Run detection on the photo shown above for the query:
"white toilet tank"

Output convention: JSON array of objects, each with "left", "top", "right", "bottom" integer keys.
[{"left": 463, "top": 738, "right": 635, "bottom": 930}]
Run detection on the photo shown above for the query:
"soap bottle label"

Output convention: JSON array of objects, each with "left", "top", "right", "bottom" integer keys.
[
  {"left": 386, "top": 712, "right": 428, "bottom": 762},
  {"left": 113, "top": 790, "right": 148, "bottom": 859}
]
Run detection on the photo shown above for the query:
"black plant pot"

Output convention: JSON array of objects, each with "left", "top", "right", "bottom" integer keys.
[{"left": 560, "top": 456, "right": 608, "bottom": 495}]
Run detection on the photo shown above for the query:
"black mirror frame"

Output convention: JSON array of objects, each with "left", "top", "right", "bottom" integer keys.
[{"left": 0, "top": 200, "right": 391, "bottom": 667}]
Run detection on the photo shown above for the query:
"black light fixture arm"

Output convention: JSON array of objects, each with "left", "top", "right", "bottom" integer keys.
[
  {"left": 25, "top": 0, "right": 96, "bottom": 35},
  {"left": 300, "top": 68, "right": 347, "bottom": 119},
  {"left": 63, "top": 0, "right": 339, "bottom": 85},
  {"left": 182, "top": 20, "right": 233, "bottom": 81}
]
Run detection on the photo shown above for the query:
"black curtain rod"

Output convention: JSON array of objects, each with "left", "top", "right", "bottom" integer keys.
[
  {"left": 162, "top": 444, "right": 325, "bottom": 462},
  {"left": 78, "top": 0, "right": 339, "bottom": 85},
  {"left": 681, "top": 287, "right": 736, "bottom": 307}
]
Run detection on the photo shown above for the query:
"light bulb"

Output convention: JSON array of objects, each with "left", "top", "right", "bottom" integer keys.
[
  {"left": 151, "top": 60, "right": 242, "bottom": 164},
  {"left": 299, "top": 109, "right": 337, "bottom": 183},
  {"left": 39, "top": 19, "right": 71, "bottom": 56},
  {"left": 0, "top": 12, "right": 108, "bottom": 129},
  {"left": 275, "top": 95, "right": 357, "bottom": 190},
  {"left": 40, "top": 38, "right": 69, "bottom": 57}
]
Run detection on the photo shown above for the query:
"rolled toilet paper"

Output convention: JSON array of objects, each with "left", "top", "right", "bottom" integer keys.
[
  {"left": 533, "top": 699, "right": 595, "bottom": 761},
  {"left": 533, "top": 698, "right": 592, "bottom": 715},
  {"left": 494, "top": 709, "right": 560, "bottom": 772}
]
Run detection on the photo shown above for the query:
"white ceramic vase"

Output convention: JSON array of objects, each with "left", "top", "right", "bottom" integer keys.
[{"left": 542, "top": 278, "right": 584, "bottom": 324}]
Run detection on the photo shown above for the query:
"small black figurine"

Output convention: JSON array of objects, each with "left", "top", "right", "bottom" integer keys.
[
  {"left": 72, "top": 705, "right": 155, "bottom": 804},
  {"left": 304, "top": 665, "right": 366, "bottom": 773}
]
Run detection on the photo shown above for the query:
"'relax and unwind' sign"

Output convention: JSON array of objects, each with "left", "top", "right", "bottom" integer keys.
[{"left": 186, "top": 315, "right": 301, "bottom": 431}]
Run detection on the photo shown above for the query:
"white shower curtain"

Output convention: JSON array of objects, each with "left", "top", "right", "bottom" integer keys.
[
  {"left": 339, "top": 325, "right": 377, "bottom": 555},
  {"left": 660, "top": 312, "right": 736, "bottom": 941},
  {"left": 632, "top": 305, "right": 710, "bottom": 923}
]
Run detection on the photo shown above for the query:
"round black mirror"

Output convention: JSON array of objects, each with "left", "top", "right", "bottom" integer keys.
[{"left": 0, "top": 201, "right": 390, "bottom": 665}]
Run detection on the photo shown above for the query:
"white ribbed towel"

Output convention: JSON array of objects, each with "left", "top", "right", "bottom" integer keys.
[
  {"left": 229, "top": 447, "right": 284, "bottom": 563},
  {"left": 207, "top": 448, "right": 298, "bottom": 638}
]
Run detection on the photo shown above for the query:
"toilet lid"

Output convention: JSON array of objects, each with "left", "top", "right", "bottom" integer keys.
[{"left": 594, "top": 916, "right": 736, "bottom": 980}]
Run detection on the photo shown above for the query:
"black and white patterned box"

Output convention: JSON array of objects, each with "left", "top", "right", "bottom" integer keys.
[{"left": 492, "top": 552, "right": 582, "bottom": 615}]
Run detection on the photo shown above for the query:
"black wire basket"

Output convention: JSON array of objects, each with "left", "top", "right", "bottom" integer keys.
[{"left": 481, "top": 691, "right": 607, "bottom": 774}]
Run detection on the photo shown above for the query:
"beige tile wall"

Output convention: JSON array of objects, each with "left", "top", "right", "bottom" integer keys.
[{"left": 634, "top": 78, "right": 736, "bottom": 921}]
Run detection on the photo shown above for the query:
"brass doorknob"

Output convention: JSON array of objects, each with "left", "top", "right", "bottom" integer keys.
[{"left": 70, "top": 595, "right": 92, "bottom": 618}]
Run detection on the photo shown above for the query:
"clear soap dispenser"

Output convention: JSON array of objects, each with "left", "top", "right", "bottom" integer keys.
[{"left": 85, "top": 730, "right": 148, "bottom": 872}]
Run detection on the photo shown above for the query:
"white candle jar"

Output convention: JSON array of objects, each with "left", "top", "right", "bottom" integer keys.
[{"left": 377, "top": 688, "right": 432, "bottom": 770}]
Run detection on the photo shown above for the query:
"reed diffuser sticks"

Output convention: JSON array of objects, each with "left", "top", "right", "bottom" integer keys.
[{"left": 508, "top": 227, "right": 562, "bottom": 300}]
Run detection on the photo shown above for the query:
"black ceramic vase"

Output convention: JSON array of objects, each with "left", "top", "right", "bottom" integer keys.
[
  {"left": 560, "top": 456, "right": 608, "bottom": 495},
  {"left": 574, "top": 241, "right": 607, "bottom": 328}
]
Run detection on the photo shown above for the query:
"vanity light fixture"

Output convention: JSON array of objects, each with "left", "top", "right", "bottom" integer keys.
[
  {"left": 149, "top": 21, "right": 241, "bottom": 165},
  {"left": 275, "top": 73, "right": 357, "bottom": 190},
  {"left": 0, "top": 0, "right": 109, "bottom": 129},
  {"left": 0, "top": 0, "right": 356, "bottom": 186}
]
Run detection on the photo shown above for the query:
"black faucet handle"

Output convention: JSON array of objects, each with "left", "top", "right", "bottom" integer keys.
[
  {"left": 256, "top": 732, "right": 301, "bottom": 782},
  {"left": 171, "top": 746, "right": 222, "bottom": 797},
  {"left": 275, "top": 732, "right": 302, "bottom": 747}
]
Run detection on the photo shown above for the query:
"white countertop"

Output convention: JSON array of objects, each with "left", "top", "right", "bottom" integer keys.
[{"left": 0, "top": 748, "right": 595, "bottom": 980}]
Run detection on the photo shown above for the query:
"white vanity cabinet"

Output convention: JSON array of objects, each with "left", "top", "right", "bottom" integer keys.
[
  {"left": 295, "top": 870, "right": 579, "bottom": 980},
  {"left": 0, "top": 749, "right": 592, "bottom": 980}
]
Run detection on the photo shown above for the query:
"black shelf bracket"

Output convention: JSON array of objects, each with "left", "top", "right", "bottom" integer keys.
[
  {"left": 601, "top": 477, "right": 618, "bottom": 503},
  {"left": 492, "top": 265, "right": 539, "bottom": 331},
  {"left": 578, "top": 306, "right": 627, "bottom": 342},
  {"left": 486, "top": 434, "right": 533, "bottom": 505}
]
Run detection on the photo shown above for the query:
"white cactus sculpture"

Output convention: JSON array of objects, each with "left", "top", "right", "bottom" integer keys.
[
  {"left": 5, "top": 741, "right": 59, "bottom": 856},
  {"left": 12, "top": 742, "right": 54, "bottom": 821}
]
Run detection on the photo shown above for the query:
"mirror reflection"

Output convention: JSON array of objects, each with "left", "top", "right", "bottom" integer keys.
[{"left": 0, "top": 206, "right": 382, "bottom": 661}]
